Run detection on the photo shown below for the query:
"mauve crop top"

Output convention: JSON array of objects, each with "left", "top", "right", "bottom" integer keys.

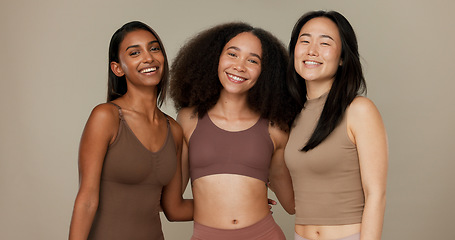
[{"left": 188, "top": 114, "right": 274, "bottom": 183}]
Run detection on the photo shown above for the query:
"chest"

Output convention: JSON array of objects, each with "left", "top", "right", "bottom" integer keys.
[
  {"left": 285, "top": 110, "right": 358, "bottom": 176},
  {"left": 101, "top": 124, "right": 177, "bottom": 186}
]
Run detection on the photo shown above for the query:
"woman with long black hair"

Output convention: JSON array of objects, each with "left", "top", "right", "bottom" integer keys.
[{"left": 285, "top": 11, "right": 388, "bottom": 240}]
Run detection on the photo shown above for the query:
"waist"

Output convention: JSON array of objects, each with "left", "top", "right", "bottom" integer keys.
[
  {"left": 192, "top": 174, "right": 270, "bottom": 229},
  {"left": 295, "top": 223, "right": 361, "bottom": 240},
  {"left": 193, "top": 213, "right": 283, "bottom": 240},
  {"left": 294, "top": 188, "right": 364, "bottom": 225}
]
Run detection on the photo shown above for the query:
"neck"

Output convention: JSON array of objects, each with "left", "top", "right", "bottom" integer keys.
[
  {"left": 122, "top": 91, "right": 160, "bottom": 119},
  {"left": 305, "top": 79, "right": 333, "bottom": 100},
  {"left": 211, "top": 90, "right": 255, "bottom": 119}
]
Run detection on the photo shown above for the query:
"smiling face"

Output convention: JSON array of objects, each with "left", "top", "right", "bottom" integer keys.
[
  {"left": 217, "top": 32, "right": 262, "bottom": 96},
  {"left": 111, "top": 29, "right": 164, "bottom": 88},
  {"left": 294, "top": 17, "right": 342, "bottom": 87}
]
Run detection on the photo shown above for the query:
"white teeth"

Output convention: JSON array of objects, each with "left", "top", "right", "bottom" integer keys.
[
  {"left": 227, "top": 73, "right": 245, "bottom": 82},
  {"left": 140, "top": 67, "right": 157, "bottom": 73},
  {"left": 304, "top": 61, "right": 320, "bottom": 65}
]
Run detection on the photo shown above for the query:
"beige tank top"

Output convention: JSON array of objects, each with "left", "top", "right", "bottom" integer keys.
[{"left": 284, "top": 93, "right": 364, "bottom": 225}]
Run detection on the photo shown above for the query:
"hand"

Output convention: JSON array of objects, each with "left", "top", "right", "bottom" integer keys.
[{"left": 268, "top": 198, "right": 277, "bottom": 213}]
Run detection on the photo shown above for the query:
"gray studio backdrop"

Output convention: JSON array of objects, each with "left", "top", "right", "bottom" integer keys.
[{"left": 1, "top": 0, "right": 454, "bottom": 239}]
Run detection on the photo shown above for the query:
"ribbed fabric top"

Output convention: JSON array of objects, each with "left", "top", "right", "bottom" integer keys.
[
  {"left": 88, "top": 103, "right": 176, "bottom": 240},
  {"left": 189, "top": 114, "right": 274, "bottom": 183},
  {"left": 285, "top": 93, "right": 364, "bottom": 225}
]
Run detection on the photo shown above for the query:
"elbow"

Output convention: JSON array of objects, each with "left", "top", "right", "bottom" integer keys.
[
  {"left": 365, "top": 188, "right": 386, "bottom": 200},
  {"left": 162, "top": 207, "right": 181, "bottom": 222},
  {"left": 364, "top": 189, "right": 387, "bottom": 208},
  {"left": 163, "top": 210, "right": 189, "bottom": 222},
  {"left": 161, "top": 204, "right": 185, "bottom": 222},
  {"left": 284, "top": 205, "right": 296, "bottom": 215},
  {"left": 74, "top": 193, "right": 99, "bottom": 213},
  {"left": 285, "top": 209, "right": 295, "bottom": 215},
  {"left": 165, "top": 215, "right": 178, "bottom": 222},
  {"left": 288, "top": 208, "right": 296, "bottom": 215}
]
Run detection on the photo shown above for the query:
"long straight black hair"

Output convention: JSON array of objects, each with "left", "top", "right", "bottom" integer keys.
[
  {"left": 107, "top": 21, "right": 169, "bottom": 106},
  {"left": 287, "top": 11, "right": 366, "bottom": 151}
]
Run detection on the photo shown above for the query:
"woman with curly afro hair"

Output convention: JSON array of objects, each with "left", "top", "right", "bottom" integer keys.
[{"left": 170, "top": 22, "right": 299, "bottom": 240}]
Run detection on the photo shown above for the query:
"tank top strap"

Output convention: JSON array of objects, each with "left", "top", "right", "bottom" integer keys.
[
  {"left": 107, "top": 102, "right": 124, "bottom": 120},
  {"left": 163, "top": 113, "right": 170, "bottom": 127}
]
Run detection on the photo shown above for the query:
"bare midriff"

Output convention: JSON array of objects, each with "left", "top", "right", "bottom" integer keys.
[
  {"left": 192, "top": 174, "right": 270, "bottom": 229},
  {"left": 295, "top": 223, "right": 361, "bottom": 239}
]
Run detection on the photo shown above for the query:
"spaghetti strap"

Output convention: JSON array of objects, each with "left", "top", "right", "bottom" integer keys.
[
  {"left": 163, "top": 114, "right": 170, "bottom": 127},
  {"left": 107, "top": 102, "right": 124, "bottom": 119}
]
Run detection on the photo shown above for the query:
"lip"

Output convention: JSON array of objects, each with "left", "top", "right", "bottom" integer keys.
[{"left": 226, "top": 72, "right": 247, "bottom": 83}]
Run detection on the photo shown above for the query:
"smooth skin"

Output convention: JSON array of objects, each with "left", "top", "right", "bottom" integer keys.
[
  {"left": 178, "top": 32, "right": 294, "bottom": 229},
  {"left": 293, "top": 17, "right": 387, "bottom": 240},
  {"left": 69, "top": 30, "right": 192, "bottom": 240}
]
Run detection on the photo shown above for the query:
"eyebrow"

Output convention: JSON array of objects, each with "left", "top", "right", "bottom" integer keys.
[
  {"left": 227, "top": 46, "right": 262, "bottom": 60},
  {"left": 125, "top": 40, "right": 159, "bottom": 51},
  {"left": 299, "top": 33, "right": 334, "bottom": 41}
]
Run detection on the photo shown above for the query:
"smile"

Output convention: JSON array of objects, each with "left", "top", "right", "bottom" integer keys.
[
  {"left": 227, "top": 73, "right": 246, "bottom": 83},
  {"left": 304, "top": 61, "right": 321, "bottom": 65},
  {"left": 140, "top": 67, "right": 157, "bottom": 73}
]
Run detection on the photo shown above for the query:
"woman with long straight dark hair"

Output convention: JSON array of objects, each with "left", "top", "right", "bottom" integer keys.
[
  {"left": 285, "top": 11, "right": 388, "bottom": 240},
  {"left": 69, "top": 21, "right": 192, "bottom": 240}
]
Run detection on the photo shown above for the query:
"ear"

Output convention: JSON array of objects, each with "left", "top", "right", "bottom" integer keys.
[{"left": 110, "top": 62, "right": 125, "bottom": 77}]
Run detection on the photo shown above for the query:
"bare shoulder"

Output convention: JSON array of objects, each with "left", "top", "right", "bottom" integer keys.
[
  {"left": 176, "top": 107, "right": 198, "bottom": 138},
  {"left": 87, "top": 103, "right": 120, "bottom": 126},
  {"left": 166, "top": 115, "right": 183, "bottom": 143},
  {"left": 176, "top": 107, "right": 198, "bottom": 123},
  {"left": 81, "top": 103, "right": 120, "bottom": 145},
  {"left": 167, "top": 115, "right": 182, "bottom": 131},
  {"left": 268, "top": 122, "right": 289, "bottom": 150},
  {"left": 347, "top": 96, "right": 385, "bottom": 134},
  {"left": 348, "top": 96, "right": 381, "bottom": 117}
]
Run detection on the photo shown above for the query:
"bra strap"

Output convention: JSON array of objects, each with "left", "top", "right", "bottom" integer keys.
[{"left": 107, "top": 102, "right": 124, "bottom": 119}]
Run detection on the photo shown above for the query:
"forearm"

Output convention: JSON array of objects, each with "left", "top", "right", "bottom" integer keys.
[
  {"left": 68, "top": 198, "right": 98, "bottom": 240},
  {"left": 360, "top": 193, "right": 386, "bottom": 240},
  {"left": 162, "top": 198, "right": 194, "bottom": 222},
  {"left": 269, "top": 176, "right": 295, "bottom": 214}
]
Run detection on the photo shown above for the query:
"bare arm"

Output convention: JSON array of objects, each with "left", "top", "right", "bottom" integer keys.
[
  {"left": 68, "top": 104, "right": 118, "bottom": 240},
  {"left": 348, "top": 97, "right": 388, "bottom": 240},
  {"left": 180, "top": 135, "right": 190, "bottom": 194},
  {"left": 160, "top": 118, "right": 193, "bottom": 221},
  {"left": 268, "top": 124, "right": 295, "bottom": 215},
  {"left": 176, "top": 107, "right": 198, "bottom": 193}
]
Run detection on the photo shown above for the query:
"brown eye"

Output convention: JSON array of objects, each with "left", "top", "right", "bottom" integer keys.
[
  {"left": 248, "top": 59, "right": 259, "bottom": 64},
  {"left": 150, "top": 45, "right": 161, "bottom": 52},
  {"left": 130, "top": 51, "right": 140, "bottom": 56}
]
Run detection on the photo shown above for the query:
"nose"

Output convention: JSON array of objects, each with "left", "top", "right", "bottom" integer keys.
[
  {"left": 307, "top": 43, "right": 318, "bottom": 56},
  {"left": 143, "top": 51, "right": 154, "bottom": 63},
  {"left": 233, "top": 60, "right": 246, "bottom": 72}
]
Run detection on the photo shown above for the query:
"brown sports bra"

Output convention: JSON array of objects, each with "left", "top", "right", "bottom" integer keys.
[{"left": 188, "top": 114, "right": 274, "bottom": 183}]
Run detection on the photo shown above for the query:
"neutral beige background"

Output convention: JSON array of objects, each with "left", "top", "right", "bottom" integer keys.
[{"left": 1, "top": 0, "right": 454, "bottom": 239}]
